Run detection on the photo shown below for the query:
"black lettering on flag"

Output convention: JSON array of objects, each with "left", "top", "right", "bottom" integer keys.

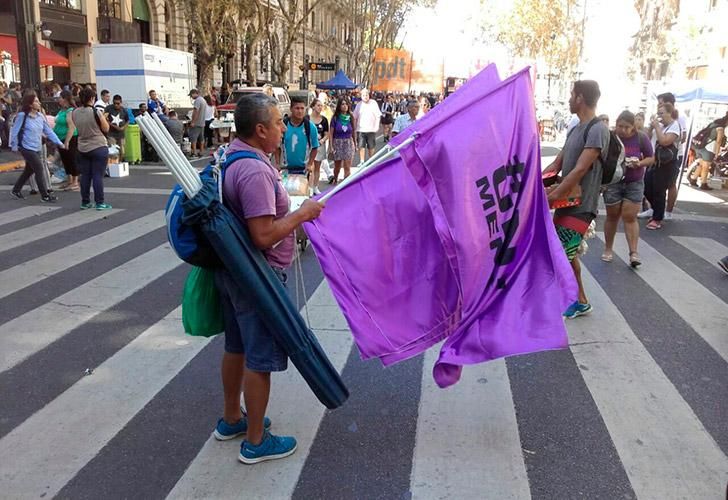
[
  {"left": 475, "top": 175, "right": 496, "bottom": 212},
  {"left": 493, "top": 165, "right": 514, "bottom": 213}
]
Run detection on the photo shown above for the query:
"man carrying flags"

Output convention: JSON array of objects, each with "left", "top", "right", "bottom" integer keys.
[{"left": 544, "top": 80, "right": 610, "bottom": 319}]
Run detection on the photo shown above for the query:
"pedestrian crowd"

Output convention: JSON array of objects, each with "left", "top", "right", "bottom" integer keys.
[
  {"left": 545, "top": 81, "right": 727, "bottom": 321},
  {"left": 1, "top": 80, "right": 230, "bottom": 207}
]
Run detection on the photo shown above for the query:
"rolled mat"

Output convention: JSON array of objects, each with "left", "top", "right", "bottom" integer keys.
[{"left": 182, "top": 177, "right": 349, "bottom": 409}]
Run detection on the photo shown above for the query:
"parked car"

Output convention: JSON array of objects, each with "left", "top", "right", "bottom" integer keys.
[{"left": 217, "top": 86, "right": 291, "bottom": 119}]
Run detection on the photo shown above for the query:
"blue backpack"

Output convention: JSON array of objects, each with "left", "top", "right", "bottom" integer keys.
[{"left": 165, "top": 150, "right": 262, "bottom": 268}]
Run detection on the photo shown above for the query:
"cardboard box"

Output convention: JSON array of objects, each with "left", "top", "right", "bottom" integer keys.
[{"left": 108, "top": 162, "right": 129, "bottom": 178}]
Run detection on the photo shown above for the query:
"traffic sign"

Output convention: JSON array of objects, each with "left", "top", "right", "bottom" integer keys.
[{"left": 308, "top": 62, "right": 335, "bottom": 71}]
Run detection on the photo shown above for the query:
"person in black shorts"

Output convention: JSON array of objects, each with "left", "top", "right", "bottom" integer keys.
[{"left": 380, "top": 94, "right": 395, "bottom": 142}]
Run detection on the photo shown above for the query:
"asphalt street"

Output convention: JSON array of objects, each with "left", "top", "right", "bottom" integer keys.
[{"left": 0, "top": 141, "right": 726, "bottom": 499}]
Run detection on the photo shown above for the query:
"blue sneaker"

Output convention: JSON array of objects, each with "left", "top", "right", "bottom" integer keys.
[
  {"left": 213, "top": 415, "right": 272, "bottom": 441},
  {"left": 563, "top": 301, "right": 593, "bottom": 319},
  {"left": 239, "top": 430, "right": 297, "bottom": 464},
  {"left": 80, "top": 202, "right": 93, "bottom": 210}
]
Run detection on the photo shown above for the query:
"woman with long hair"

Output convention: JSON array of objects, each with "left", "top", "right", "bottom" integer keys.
[
  {"left": 644, "top": 103, "right": 680, "bottom": 230},
  {"left": 66, "top": 87, "right": 112, "bottom": 210},
  {"left": 328, "top": 97, "right": 356, "bottom": 183},
  {"left": 601, "top": 111, "right": 654, "bottom": 267},
  {"left": 55, "top": 89, "right": 80, "bottom": 191},
  {"left": 9, "top": 91, "right": 64, "bottom": 202},
  {"left": 309, "top": 98, "right": 329, "bottom": 195}
]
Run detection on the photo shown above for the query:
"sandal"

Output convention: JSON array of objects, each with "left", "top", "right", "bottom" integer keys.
[
  {"left": 601, "top": 251, "right": 613, "bottom": 263},
  {"left": 646, "top": 220, "right": 662, "bottom": 230},
  {"left": 629, "top": 252, "right": 642, "bottom": 268}
]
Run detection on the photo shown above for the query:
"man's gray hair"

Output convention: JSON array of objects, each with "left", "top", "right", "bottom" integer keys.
[{"left": 234, "top": 93, "right": 278, "bottom": 139}]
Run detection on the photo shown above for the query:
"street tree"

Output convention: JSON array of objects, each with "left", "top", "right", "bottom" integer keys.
[
  {"left": 173, "top": 0, "right": 255, "bottom": 92},
  {"left": 482, "top": 0, "right": 582, "bottom": 83},
  {"left": 352, "top": 0, "right": 435, "bottom": 87},
  {"left": 627, "top": 0, "right": 680, "bottom": 81},
  {"left": 262, "top": 0, "right": 326, "bottom": 83}
]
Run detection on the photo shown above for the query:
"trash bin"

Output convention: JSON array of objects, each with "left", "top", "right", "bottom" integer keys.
[{"left": 125, "top": 124, "right": 142, "bottom": 164}]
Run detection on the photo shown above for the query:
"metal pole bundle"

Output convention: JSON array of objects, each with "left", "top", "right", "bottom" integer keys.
[{"left": 136, "top": 113, "right": 202, "bottom": 198}]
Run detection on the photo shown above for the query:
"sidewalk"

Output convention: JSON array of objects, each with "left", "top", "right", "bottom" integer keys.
[{"left": 0, "top": 150, "right": 24, "bottom": 172}]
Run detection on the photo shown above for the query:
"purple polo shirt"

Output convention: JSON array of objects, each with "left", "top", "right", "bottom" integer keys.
[{"left": 223, "top": 138, "right": 294, "bottom": 269}]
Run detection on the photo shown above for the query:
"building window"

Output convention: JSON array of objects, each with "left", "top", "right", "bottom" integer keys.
[
  {"left": 40, "top": 0, "right": 82, "bottom": 10},
  {"left": 98, "top": 0, "right": 121, "bottom": 18},
  {"left": 311, "top": 11, "right": 315, "bottom": 30}
]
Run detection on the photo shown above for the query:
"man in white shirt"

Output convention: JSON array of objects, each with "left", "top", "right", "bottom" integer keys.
[
  {"left": 392, "top": 100, "right": 420, "bottom": 137},
  {"left": 94, "top": 89, "right": 110, "bottom": 113},
  {"left": 353, "top": 88, "right": 381, "bottom": 163}
]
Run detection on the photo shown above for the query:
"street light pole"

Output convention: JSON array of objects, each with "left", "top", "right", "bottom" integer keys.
[{"left": 12, "top": 0, "right": 41, "bottom": 94}]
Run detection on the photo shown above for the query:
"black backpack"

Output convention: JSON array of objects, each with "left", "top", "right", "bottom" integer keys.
[
  {"left": 283, "top": 115, "right": 312, "bottom": 148},
  {"left": 692, "top": 120, "right": 726, "bottom": 150},
  {"left": 569, "top": 117, "right": 624, "bottom": 185}
]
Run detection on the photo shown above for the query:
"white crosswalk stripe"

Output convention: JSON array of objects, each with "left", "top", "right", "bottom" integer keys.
[
  {"left": 670, "top": 236, "right": 728, "bottom": 269},
  {"left": 0, "top": 211, "right": 165, "bottom": 300},
  {"left": 0, "top": 206, "right": 726, "bottom": 498},
  {"left": 570, "top": 268, "right": 728, "bottom": 499},
  {"left": 410, "top": 353, "right": 530, "bottom": 499},
  {"left": 167, "top": 280, "right": 354, "bottom": 500},
  {"left": 0, "top": 208, "right": 122, "bottom": 253},
  {"left": 0, "top": 206, "right": 60, "bottom": 227},
  {"left": 0, "top": 307, "right": 210, "bottom": 498},
  {"left": 601, "top": 232, "right": 728, "bottom": 363},
  {"left": 0, "top": 243, "right": 180, "bottom": 373}
]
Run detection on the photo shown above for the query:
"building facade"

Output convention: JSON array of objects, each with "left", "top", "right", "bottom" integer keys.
[
  {"left": 1, "top": 0, "right": 189, "bottom": 84},
  {"left": 631, "top": 0, "right": 727, "bottom": 82},
  {"left": 1, "top": 0, "right": 362, "bottom": 89}
]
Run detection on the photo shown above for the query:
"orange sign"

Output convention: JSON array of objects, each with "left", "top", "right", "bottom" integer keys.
[
  {"left": 371, "top": 48, "right": 411, "bottom": 93},
  {"left": 370, "top": 48, "right": 444, "bottom": 93}
]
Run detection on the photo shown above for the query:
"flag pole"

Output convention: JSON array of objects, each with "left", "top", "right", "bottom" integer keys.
[{"left": 320, "top": 133, "right": 417, "bottom": 202}]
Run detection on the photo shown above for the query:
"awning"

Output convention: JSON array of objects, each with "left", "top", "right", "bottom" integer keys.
[{"left": 0, "top": 35, "right": 70, "bottom": 67}]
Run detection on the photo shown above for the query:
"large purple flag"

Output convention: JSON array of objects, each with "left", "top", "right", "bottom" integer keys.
[
  {"left": 388, "top": 64, "right": 501, "bottom": 148},
  {"left": 305, "top": 66, "right": 576, "bottom": 387}
]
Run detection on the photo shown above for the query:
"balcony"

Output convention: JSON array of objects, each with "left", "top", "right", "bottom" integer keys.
[
  {"left": 40, "top": 0, "right": 82, "bottom": 10},
  {"left": 97, "top": 16, "right": 138, "bottom": 44},
  {"left": 40, "top": 2, "right": 87, "bottom": 44}
]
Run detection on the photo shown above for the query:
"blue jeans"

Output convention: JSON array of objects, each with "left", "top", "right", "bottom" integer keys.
[{"left": 78, "top": 146, "right": 108, "bottom": 204}]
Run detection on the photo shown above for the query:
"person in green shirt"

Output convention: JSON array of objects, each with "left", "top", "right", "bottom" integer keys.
[{"left": 54, "top": 90, "right": 80, "bottom": 191}]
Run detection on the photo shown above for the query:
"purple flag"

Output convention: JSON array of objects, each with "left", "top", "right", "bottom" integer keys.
[
  {"left": 388, "top": 63, "right": 501, "bottom": 148},
  {"left": 305, "top": 156, "right": 461, "bottom": 361},
  {"left": 305, "top": 66, "right": 576, "bottom": 387}
]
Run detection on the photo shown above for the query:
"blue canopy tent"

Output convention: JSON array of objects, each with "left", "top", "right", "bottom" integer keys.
[
  {"left": 671, "top": 84, "right": 728, "bottom": 191},
  {"left": 675, "top": 86, "right": 728, "bottom": 104},
  {"left": 317, "top": 70, "right": 358, "bottom": 90}
]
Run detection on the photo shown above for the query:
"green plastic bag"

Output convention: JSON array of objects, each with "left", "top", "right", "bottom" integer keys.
[{"left": 182, "top": 266, "right": 225, "bottom": 337}]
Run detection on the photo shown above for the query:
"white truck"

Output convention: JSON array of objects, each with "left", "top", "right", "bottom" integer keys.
[{"left": 92, "top": 43, "right": 196, "bottom": 110}]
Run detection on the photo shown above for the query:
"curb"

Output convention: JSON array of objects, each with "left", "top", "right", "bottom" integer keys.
[{"left": 0, "top": 160, "right": 25, "bottom": 173}]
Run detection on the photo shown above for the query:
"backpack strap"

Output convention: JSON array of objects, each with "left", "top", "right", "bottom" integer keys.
[
  {"left": 221, "top": 150, "right": 261, "bottom": 172},
  {"left": 581, "top": 117, "right": 600, "bottom": 144},
  {"left": 16, "top": 111, "right": 29, "bottom": 150},
  {"left": 219, "top": 149, "right": 279, "bottom": 195}
]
